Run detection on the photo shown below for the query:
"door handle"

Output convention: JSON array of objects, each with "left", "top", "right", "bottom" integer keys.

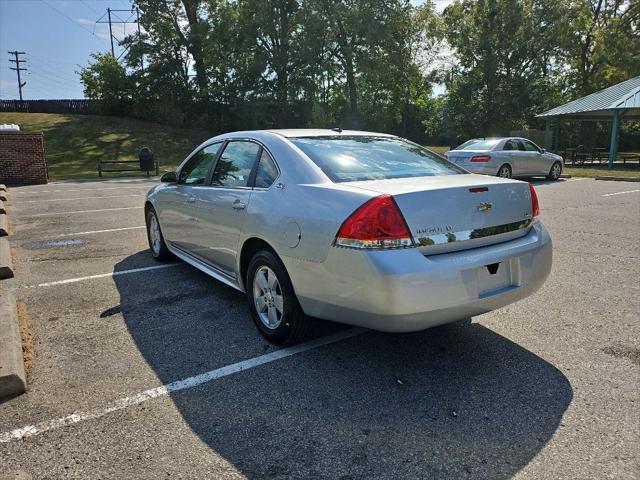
[
  {"left": 187, "top": 195, "right": 196, "bottom": 203},
  {"left": 232, "top": 201, "right": 246, "bottom": 210}
]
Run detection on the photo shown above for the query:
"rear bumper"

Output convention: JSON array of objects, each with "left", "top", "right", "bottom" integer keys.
[{"left": 283, "top": 222, "right": 552, "bottom": 332}]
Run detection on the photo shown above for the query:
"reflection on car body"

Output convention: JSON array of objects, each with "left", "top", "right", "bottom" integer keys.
[{"left": 145, "top": 129, "right": 552, "bottom": 344}]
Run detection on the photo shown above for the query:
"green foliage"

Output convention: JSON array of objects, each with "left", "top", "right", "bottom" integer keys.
[
  {"left": 78, "top": 0, "right": 639, "bottom": 147},
  {"left": 78, "top": 53, "right": 134, "bottom": 115}
]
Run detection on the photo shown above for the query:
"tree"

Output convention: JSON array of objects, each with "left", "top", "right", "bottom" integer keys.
[
  {"left": 560, "top": 0, "right": 640, "bottom": 95},
  {"left": 441, "top": 0, "right": 565, "bottom": 139},
  {"left": 79, "top": 53, "right": 133, "bottom": 114}
]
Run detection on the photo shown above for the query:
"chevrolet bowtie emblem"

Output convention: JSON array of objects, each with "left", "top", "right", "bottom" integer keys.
[{"left": 478, "top": 202, "right": 493, "bottom": 212}]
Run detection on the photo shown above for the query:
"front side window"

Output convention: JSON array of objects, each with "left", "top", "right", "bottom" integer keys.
[
  {"left": 179, "top": 143, "right": 221, "bottom": 185},
  {"left": 522, "top": 140, "right": 541, "bottom": 152},
  {"left": 211, "top": 141, "right": 260, "bottom": 187},
  {"left": 254, "top": 150, "right": 279, "bottom": 188},
  {"left": 290, "top": 136, "right": 465, "bottom": 183}
]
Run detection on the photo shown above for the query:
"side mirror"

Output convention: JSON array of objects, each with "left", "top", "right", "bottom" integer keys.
[
  {"left": 160, "top": 171, "right": 178, "bottom": 183},
  {"left": 540, "top": 148, "right": 546, "bottom": 154}
]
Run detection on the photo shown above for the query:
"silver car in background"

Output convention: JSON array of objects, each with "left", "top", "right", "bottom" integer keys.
[
  {"left": 446, "top": 137, "right": 564, "bottom": 180},
  {"left": 145, "top": 130, "right": 552, "bottom": 344}
]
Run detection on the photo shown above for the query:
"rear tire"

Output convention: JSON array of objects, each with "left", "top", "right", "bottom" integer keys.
[
  {"left": 497, "top": 164, "right": 512, "bottom": 178},
  {"left": 146, "top": 207, "right": 172, "bottom": 261},
  {"left": 246, "top": 250, "right": 312, "bottom": 345},
  {"left": 547, "top": 161, "right": 562, "bottom": 180}
]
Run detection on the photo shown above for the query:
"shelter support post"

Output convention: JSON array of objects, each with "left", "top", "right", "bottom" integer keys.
[
  {"left": 543, "top": 118, "right": 551, "bottom": 150},
  {"left": 608, "top": 110, "right": 621, "bottom": 169},
  {"left": 554, "top": 120, "right": 560, "bottom": 151}
]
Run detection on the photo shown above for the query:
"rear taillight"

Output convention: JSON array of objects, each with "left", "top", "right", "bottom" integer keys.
[
  {"left": 470, "top": 155, "right": 491, "bottom": 163},
  {"left": 335, "top": 194, "right": 414, "bottom": 249},
  {"left": 529, "top": 183, "right": 540, "bottom": 217}
]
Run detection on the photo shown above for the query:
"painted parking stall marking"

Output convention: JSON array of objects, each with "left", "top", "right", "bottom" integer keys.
[
  {"left": 22, "top": 206, "right": 141, "bottom": 217},
  {"left": 57, "top": 226, "right": 146, "bottom": 237},
  {"left": 0, "top": 328, "right": 365, "bottom": 444},
  {"left": 11, "top": 185, "right": 153, "bottom": 195},
  {"left": 601, "top": 189, "right": 640, "bottom": 197},
  {"left": 18, "top": 194, "right": 144, "bottom": 204},
  {"left": 24, "top": 263, "right": 181, "bottom": 288}
]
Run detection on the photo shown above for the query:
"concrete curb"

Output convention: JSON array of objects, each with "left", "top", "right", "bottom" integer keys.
[
  {"left": 560, "top": 174, "right": 572, "bottom": 179},
  {"left": 0, "top": 192, "right": 6, "bottom": 202},
  {"left": 0, "top": 184, "right": 5, "bottom": 191},
  {"left": 0, "top": 214, "right": 7, "bottom": 237},
  {"left": 0, "top": 236, "right": 14, "bottom": 279},
  {"left": 0, "top": 200, "right": 5, "bottom": 215},
  {"left": 0, "top": 290, "right": 26, "bottom": 399},
  {"left": 595, "top": 176, "right": 640, "bottom": 182}
]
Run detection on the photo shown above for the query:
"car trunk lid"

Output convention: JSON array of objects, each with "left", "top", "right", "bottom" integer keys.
[
  {"left": 445, "top": 150, "right": 489, "bottom": 168},
  {"left": 344, "top": 174, "right": 533, "bottom": 255}
]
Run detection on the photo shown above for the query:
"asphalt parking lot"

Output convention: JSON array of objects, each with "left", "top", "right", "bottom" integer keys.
[{"left": 0, "top": 177, "right": 638, "bottom": 479}]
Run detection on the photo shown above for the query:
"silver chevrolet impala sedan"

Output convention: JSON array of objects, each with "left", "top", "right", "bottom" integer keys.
[{"left": 145, "top": 129, "right": 552, "bottom": 344}]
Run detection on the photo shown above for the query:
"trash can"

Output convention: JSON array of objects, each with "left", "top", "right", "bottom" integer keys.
[{"left": 139, "top": 147, "right": 154, "bottom": 172}]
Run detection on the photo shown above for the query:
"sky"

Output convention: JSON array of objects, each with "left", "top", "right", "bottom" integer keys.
[{"left": 0, "top": 0, "right": 453, "bottom": 100}]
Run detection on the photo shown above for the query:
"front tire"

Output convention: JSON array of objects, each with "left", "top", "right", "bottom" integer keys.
[
  {"left": 547, "top": 161, "right": 562, "bottom": 180},
  {"left": 146, "top": 207, "right": 172, "bottom": 261},
  {"left": 246, "top": 250, "right": 312, "bottom": 345},
  {"left": 497, "top": 164, "right": 512, "bottom": 178}
]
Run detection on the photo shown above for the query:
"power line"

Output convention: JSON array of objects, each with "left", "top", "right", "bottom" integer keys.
[
  {"left": 38, "top": 0, "right": 111, "bottom": 50},
  {"left": 8, "top": 50, "right": 27, "bottom": 101}
]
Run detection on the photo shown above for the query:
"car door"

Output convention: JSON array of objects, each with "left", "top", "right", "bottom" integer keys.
[
  {"left": 521, "top": 139, "right": 544, "bottom": 175},
  {"left": 190, "top": 140, "right": 262, "bottom": 276},
  {"left": 501, "top": 139, "right": 524, "bottom": 175},
  {"left": 166, "top": 142, "right": 222, "bottom": 252}
]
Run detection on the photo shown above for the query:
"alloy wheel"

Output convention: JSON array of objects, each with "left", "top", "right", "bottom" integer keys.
[
  {"left": 498, "top": 165, "right": 512, "bottom": 178},
  {"left": 253, "top": 266, "right": 284, "bottom": 329},
  {"left": 148, "top": 214, "right": 161, "bottom": 255}
]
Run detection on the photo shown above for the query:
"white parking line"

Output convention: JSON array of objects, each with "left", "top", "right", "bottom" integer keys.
[
  {"left": 0, "top": 327, "right": 364, "bottom": 443},
  {"left": 21, "top": 207, "right": 140, "bottom": 217},
  {"left": 11, "top": 186, "right": 152, "bottom": 195},
  {"left": 18, "top": 194, "right": 144, "bottom": 204},
  {"left": 26, "top": 264, "right": 180, "bottom": 288},
  {"left": 58, "top": 226, "right": 146, "bottom": 237},
  {"left": 601, "top": 189, "right": 640, "bottom": 197}
]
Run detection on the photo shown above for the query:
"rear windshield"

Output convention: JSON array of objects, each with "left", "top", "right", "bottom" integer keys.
[
  {"left": 290, "top": 136, "right": 465, "bottom": 182},
  {"left": 455, "top": 138, "right": 501, "bottom": 151}
]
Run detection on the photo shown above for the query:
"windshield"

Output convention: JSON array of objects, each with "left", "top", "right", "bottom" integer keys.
[
  {"left": 290, "top": 136, "right": 465, "bottom": 183},
  {"left": 455, "top": 138, "right": 502, "bottom": 151}
]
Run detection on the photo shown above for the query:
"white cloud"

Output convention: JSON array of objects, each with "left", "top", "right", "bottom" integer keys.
[{"left": 76, "top": 17, "right": 94, "bottom": 25}]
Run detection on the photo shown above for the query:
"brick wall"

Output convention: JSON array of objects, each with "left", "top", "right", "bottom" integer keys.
[{"left": 0, "top": 132, "right": 48, "bottom": 186}]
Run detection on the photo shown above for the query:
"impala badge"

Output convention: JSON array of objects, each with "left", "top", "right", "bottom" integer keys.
[{"left": 478, "top": 202, "right": 493, "bottom": 212}]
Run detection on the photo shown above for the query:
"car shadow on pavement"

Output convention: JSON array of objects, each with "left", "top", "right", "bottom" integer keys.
[{"left": 112, "top": 252, "right": 573, "bottom": 479}]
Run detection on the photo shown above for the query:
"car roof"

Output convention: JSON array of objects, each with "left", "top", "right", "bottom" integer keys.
[{"left": 265, "top": 129, "right": 396, "bottom": 138}]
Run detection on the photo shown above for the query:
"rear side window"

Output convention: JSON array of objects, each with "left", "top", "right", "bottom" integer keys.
[
  {"left": 290, "top": 136, "right": 465, "bottom": 183},
  {"left": 211, "top": 141, "right": 260, "bottom": 187},
  {"left": 503, "top": 140, "right": 518, "bottom": 151},
  {"left": 254, "top": 150, "right": 279, "bottom": 188}
]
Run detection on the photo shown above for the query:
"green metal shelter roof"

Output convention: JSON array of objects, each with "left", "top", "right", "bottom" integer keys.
[{"left": 537, "top": 76, "right": 640, "bottom": 119}]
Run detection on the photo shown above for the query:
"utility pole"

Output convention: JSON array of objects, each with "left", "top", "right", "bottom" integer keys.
[
  {"left": 8, "top": 51, "right": 27, "bottom": 101},
  {"left": 107, "top": 8, "right": 115, "bottom": 57},
  {"left": 97, "top": 7, "right": 142, "bottom": 67}
]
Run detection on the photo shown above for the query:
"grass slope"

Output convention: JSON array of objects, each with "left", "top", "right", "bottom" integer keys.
[
  {"left": 0, "top": 112, "right": 212, "bottom": 180},
  {"left": 2, "top": 112, "right": 637, "bottom": 180}
]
